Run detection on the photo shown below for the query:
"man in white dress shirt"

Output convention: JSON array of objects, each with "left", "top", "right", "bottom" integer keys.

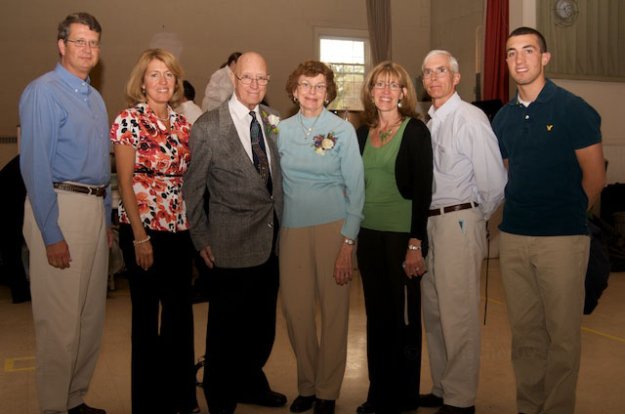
[{"left": 419, "top": 50, "right": 507, "bottom": 414}]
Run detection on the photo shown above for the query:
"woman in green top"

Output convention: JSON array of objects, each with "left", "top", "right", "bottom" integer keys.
[{"left": 355, "top": 61, "right": 433, "bottom": 414}]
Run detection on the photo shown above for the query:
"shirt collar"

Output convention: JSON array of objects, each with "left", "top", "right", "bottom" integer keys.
[
  {"left": 428, "top": 91, "right": 461, "bottom": 122},
  {"left": 509, "top": 79, "right": 557, "bottom": 107},
  {"left": 54, "top": 63, "right": 92, "bottom": 95},
  {"left": 229, "top": 94, "right": 260, "bottom": 122}
]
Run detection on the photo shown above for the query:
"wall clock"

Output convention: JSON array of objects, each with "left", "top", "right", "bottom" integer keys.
[{"left": 553, "top": 0, "right": 579, "bottom": 26}]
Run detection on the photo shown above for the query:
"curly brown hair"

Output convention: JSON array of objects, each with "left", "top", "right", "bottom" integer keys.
[
  {"left": 361, "top": 61, "right": 419, "bottom": 128},
  {"left": 285, "top": 60, "right": 337, "bottom": 105}
]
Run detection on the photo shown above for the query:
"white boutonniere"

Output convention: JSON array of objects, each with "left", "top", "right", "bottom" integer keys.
[
  {"left": 312, "top": 132, "right": 337, "bottom": 155},
  {"left": 261, "top": 111, "right": 280, "bottom": 135}
]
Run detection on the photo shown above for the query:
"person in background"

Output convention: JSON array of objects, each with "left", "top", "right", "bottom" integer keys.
[
  {"left": 0, "top": 154, "right": 31, "bottom": 304},
  {"left": 355, "top": 61, "right": 433, "bottom": 414},
  {"left": 19, "top": 12, "right": 110, "bottom": 414},
  {"left": 419, "top": 50, "right": 507, "bottom": 414},
  {"left": 184, "top": 51, "right": 286, "bottom": 414},
  {"left": 201, "top": 51, "right": 242, "bottom": 112},
  {"left": 493, "top": 27, "right": 605, "bottom": 414},
  {"left": 110, "top": 48, "right": 198, "bottom": 414},
  {"left": 176, "top": 80, "right": 203, "bottom": 124},
  {"left": 278, "top": 60, "right": 364, "bottom": 414}
]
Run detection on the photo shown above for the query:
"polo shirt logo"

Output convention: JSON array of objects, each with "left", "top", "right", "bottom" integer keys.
[{"left": 546, "top": 124, "right": 554, "bottom": 132}]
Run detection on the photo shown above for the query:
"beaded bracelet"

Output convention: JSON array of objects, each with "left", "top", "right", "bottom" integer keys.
[{"left": 133, "top": 235, "right": 151, "bottom": 246}]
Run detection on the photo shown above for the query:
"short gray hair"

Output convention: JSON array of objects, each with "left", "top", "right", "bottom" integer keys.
[{"left": 422, "top": 50, "right": 459, "bottom": 73}]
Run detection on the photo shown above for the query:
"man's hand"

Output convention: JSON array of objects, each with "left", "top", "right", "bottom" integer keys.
[
  {"left": 46, "top": 240, "right": 71, "bottom": 269},
  {"left": 200, "top": 246, "right": 216, "bottom": 269},
  {"left": 107, "top": 228, "right": 114, "bottom": 249}
]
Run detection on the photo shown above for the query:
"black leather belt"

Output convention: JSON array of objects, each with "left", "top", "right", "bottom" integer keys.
[
  {"left": 428, "top": 202, "right": 479, "bottom": 217},
  {"left": 53, "top": 182, "right": 106, "bottom": 197}
]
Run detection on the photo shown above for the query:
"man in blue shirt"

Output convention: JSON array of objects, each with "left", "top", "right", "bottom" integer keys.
[
  {"left": 493, "top": 27, "right": 605, "bottom": 414},
  {"left": 19, "top": 12, "right": 110, "bottom": 414}
]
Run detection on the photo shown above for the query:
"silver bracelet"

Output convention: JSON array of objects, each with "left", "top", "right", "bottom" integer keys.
[
  {"left": 407, "top": 244, "right": 421, "bottom": 251},
  {"left": 133, "top": 235, "right": 151, "bottom": 246}
]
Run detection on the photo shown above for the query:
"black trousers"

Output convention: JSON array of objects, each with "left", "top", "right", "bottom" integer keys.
[
  {"left": 357, "top": 228, "right": 422, "bottom": 414},
  {"left": 120, "top": 224, "right": 197, "bottom": 414},
  {"left": 202, "top": 253, "right": 280, "bottom": 412}
]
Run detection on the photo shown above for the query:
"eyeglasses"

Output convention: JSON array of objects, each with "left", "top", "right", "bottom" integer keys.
[
  {"left": 373, "top": 81, "right": 402, "bottom": 91},
  {"left": 298, "top": 82, "right": 327, "bottom": 93},
  {"left": 235, "top": 74, "right": 270, "bottom": 85},
  {"left": 65, "top": 39, "right": 101, "bottom": 49},
  {"left": 422, "top": 67, "right": 450, "bottom": 79}
]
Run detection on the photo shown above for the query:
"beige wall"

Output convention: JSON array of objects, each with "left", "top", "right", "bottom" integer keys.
[
  {"left": 430, "top": 0, "right": 484, "bottom": 103},
  {"left": 0, "top": 0, "right": 429, "bottom": 139}
]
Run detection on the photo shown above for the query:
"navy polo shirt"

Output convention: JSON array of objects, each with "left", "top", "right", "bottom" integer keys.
[{"left": 493, "top": 80, "right": 601, "bottom": 236}]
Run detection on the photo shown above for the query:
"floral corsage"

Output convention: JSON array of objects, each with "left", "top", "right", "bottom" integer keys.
[
  {"left": 312, "top": 132, "right": 337, "bottom": 155},
  {"left": 261, "top": 111, "right": 280, "bottom": 135}
]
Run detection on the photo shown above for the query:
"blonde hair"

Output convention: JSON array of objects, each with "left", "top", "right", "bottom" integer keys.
[
  {"left": 361, "top": 61, "right": 419, "bottom": 128},
  {"left": 125, "top": 48, "right": 184, "bottom": 107}
]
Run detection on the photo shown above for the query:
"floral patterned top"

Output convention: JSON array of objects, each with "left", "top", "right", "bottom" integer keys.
[{"left": 110, "top": 103, "right": 191, "bottom": 232}]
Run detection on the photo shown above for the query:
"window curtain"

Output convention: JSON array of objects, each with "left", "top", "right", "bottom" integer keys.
[
  {"left": 483, "top": 0, "right": 509, "bottom": 104},
  {"left": 537, "top": 0, "right": 625, "bottom": 81},
  {"left": 366, "top": 0, "right": 392, "bottom": 65}
]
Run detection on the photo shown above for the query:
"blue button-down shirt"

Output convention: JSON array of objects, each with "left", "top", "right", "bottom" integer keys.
[{"left": 19, "top": 63, "right": 111, "bottom": 245}]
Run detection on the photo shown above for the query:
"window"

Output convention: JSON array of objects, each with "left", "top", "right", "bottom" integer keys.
[{"left": 316, "top": 28, "right": 369, "bottom": 111}]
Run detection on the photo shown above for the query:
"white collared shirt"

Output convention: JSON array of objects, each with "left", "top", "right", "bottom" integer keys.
[
  {"left": 427, "top": 92, "right": 507, "bottom": 219},
  {"left": 228, "top": 94, "right": 273, "bottom": 167}
]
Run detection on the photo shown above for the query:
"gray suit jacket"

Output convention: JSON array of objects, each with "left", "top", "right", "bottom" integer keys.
[{"left": 183, "top": 101, "right": 283, "bottom": 268}]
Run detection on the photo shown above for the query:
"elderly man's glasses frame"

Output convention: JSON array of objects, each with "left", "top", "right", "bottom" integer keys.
[{"left": 236, "top": 74, "right": 271, "bottom": 86}]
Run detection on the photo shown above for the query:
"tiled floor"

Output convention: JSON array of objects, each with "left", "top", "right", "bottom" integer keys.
[{"left": 1, "top": 260, "right": 624, "bottom": 413}]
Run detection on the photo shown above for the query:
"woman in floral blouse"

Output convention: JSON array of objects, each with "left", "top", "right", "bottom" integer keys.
[
  {"left": 277, "top": 61, "right": 364, "bottom": 414},
  {"left": 110, "top": 49, "right": 197, "bottom": 414}
]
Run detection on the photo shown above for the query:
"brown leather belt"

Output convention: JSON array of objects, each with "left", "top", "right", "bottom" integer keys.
[
  {"left": 53, "top": 182, "right": 106, "bottom": 197},
  {"left": 428, "top": 202, "right": 479, "bottom": 217}
]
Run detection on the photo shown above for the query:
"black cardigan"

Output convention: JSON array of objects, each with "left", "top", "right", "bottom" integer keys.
[{"left": 357, "top": 117, "right": 433, "bottom": 255}]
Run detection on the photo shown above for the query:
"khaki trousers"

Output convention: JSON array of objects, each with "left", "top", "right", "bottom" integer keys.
[
  {"left": 422, "top": 208, "right": 486, "bottom": 407},
  {"left": 23, "top": 191, "right": 108, "bottom": 414},
  {"left": 279, "top": 220, "right": 351, "bottom": 400},
  {"left": 499, "top": 232, "right": 589, "bottom": 414}
]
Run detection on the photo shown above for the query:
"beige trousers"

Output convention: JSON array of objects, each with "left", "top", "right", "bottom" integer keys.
[
  {"left": 279, "top": 220, "right": 351, "bottom": 400},
  {"left": 23, "top": 191, "right": 108, "bottom": 414},
  {"left": 422, "top": 208, "right": 486, "bottom": 407},
  {"left": 499, "top": 232, "right": 589, "bottom": 414}
]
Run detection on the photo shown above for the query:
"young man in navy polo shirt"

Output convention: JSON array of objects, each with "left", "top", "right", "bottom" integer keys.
[{"left": 493, "top": 27, "right": 606, "bottom": 414}]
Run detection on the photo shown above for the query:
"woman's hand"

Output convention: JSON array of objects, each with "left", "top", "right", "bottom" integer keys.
[
  {"left": 334, "top": 243, "right": 354, "bottom": 286},
  {"left": 403, "top": 242, "right": 426, "bottom": 278},
  {"left": 134, "top": 239, "right": 153, "bottom": 271}
]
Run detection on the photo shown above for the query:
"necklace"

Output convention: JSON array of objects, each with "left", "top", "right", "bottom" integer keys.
[
  {"left": 378, "top": 118, "right": 403, "bottom": 142},
  {"left": 299, "top": 110, "right": 322, "bottom": 137},
  {"left": 157, "top": 115, "right": 169, "bottom": 122}
]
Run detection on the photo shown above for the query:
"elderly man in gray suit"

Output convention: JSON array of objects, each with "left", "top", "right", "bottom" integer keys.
[{"left": 184, "top": 51, "right": 285, "bottom": 414}]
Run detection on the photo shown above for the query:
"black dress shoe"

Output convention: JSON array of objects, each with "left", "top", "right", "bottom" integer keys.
[
  {"left": 356, "top": 400, "right": 375, "bottom": 413},
  {"left": 400, "top": 397, "right": 420, "bottom": 411},
  {"left": 434, "top": 404, "right": 475, "bottom": 414},
  {"left": 290, "top": 395, "right": 316, "bottom": 412},
  {"left": 314, "top": 399, "right": 336, "bottom": 414},
  {"left": 239, "top": 390, "right": 287, "bottom": 407},
  {"left": 68, "top": 403, "right": 106, "bottom": 414},
  {"left": 419, "top": 393, "right": 444, "bottom": 407},
  {"left": 209, "top": 408, "right": 234, "bottom": 414}
]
